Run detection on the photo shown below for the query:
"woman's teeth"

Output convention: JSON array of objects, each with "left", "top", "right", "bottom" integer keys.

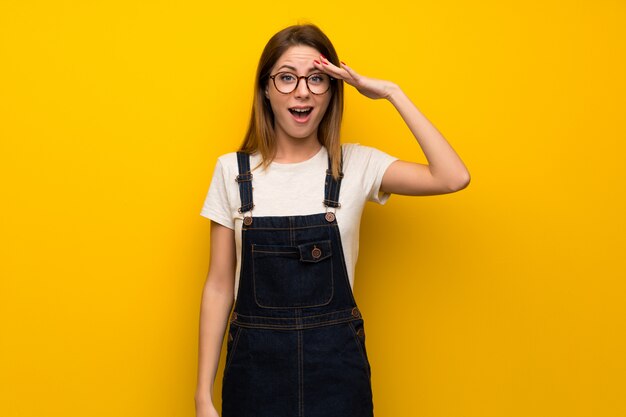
[{"left": 289, "top": 108, "right": 312, "bottom": 116}]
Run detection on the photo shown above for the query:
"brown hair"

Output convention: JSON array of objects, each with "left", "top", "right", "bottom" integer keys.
[{"left": 237, "top": 24, "right": 344, "bottom": 179}]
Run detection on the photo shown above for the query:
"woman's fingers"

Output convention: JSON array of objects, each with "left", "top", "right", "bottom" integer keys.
[
  {"left": 340, "top": 61, "right": 358, "bottom": 78},
  {"left": 316, "top": 56, "right": 347, "bottom": 77},
  {"left": 315, "top": 55, "right": 358, "bottom": 85},
  {"left": 313, "top": 58, "right": 337, "bottom": 78},
  {"left": 314, "top": 55, "right": 389, "bottom": 99}
]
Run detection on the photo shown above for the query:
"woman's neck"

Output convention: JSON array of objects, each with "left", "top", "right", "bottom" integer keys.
[{"left": 272, "top": 137, "right": 323, "bottom": 164}]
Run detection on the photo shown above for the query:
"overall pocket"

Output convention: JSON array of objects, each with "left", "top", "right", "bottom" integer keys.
[
  {"left": 252, "top": 240, "right": 333, "bottom": 308},
  {"left": 223, "top": 323, "right": 242, "bottom": 380},
  {"left": 349, "top": 318, "right": 372, "bottom": 379}
]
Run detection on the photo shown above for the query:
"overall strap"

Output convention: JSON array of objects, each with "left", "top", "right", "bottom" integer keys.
[
  {"left": 235, "top": 151, "right": 254, "bottom": 214},
  {"left": 323, "top": 146, "right": 344, "bottom": 208}
]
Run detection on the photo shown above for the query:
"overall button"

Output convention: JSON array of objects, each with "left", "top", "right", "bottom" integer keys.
[
  {"left": 325, "top": 212, "right": 335, "bottom": 222},
  {"left": 231, "top": 312, "right": 238, "bottom": 322},
  {"left": 351, "top": 307, "right": 360, "bottom": 318},
  {"left": 298, "top": 240, "right": 331, "bottom": 263},
  {"left": 243, "top": 217, "right": 253, "bottom": 226}
]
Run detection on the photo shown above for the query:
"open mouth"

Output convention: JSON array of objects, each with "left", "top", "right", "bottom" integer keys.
[{"left": 288, "top": 107, "right": 313, "bottom": 122}]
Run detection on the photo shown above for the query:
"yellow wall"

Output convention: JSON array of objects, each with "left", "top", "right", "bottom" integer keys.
[{"left": 1, "top": 1, "right": 625, "bottom": 416}]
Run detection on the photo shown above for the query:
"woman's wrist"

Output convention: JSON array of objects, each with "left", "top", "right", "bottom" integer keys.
[
  {"left": 385, "top": 82, "right": 403, "bottom": 103},
  {"left": 195, "top": 387, "right": 214, "bottom": 405}
]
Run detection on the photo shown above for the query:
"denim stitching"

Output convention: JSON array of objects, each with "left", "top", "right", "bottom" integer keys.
[
  {"left": 332, "top": 223, "right": 359, "bottom": 306},
  {"left": 244, "top": 224, "right": 336, "bottom": 231},
  {"left": 233, "top": 307, "right": 354, "bottom": 320},
  {"left": 231, "top": 317, "right": 359, "bottom": 330},
  {"left": 251, "top": 241, "right": 334, "bottom": 309},
  {"left": 246, "top": 170, "right": 252, "bottom": 214},
  {"left": 348, "top": 320, "right": 372, "bottom": 379},
  {"left": 298, "top": 328, "right": 304, "bottom": 417},
  {"left": 327, "top": 171, "right": 335, "bottom": 206},
  {"left": 236, "top": 152, "right": 254, "bottom": 214},
  {"left": 254, "top": 249, "right": 299, "bottom": 254},
  {"left": 223, "top": 325, "right": 242, "bottom": 379}
]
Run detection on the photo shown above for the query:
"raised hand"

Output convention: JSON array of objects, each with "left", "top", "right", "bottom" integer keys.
[
  {"left": 313, "top": 55, "right": 398, "bottom": 100},
  {"left": 313, "top": 53, "right": 470, "bottom": 195}
]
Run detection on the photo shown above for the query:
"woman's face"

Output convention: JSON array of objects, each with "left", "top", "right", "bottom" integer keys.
[{"left": 265, "top": 45, "right": 332, "bottom": 144}]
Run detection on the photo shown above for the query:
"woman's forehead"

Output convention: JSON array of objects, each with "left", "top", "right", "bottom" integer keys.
[{"left": 273, "top": 45, "right": 321, "bottom": 70}]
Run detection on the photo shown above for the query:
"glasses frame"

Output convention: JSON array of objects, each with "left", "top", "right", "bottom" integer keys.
[{"left": 268, "top": 71, "right": 334, "bottom": 95}]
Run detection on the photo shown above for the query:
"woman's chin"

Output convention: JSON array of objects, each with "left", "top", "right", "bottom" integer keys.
[{"left": 276, "top": 125, "right": 319, "bottom": 141}]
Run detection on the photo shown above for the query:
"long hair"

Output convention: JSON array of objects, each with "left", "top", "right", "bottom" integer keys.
[{"left": 238, "top": 24, "right": 344, "bottom": 179}]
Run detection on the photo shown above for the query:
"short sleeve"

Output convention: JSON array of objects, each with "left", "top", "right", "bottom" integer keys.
[
  {"left": 361, "top": 145, "right": 399, "bottom": 205},
  {"left": 200, "top": 158, "right": 234, "bottom": 229}
]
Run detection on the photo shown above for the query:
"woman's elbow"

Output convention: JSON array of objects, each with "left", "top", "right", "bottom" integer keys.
[{"left": 446, "top": 171, "right": 471, "bottom": 193}]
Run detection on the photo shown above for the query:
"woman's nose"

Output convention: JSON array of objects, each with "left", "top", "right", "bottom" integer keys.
[{"left": 294, "top": 78, "right": 310, "bottom": 98}]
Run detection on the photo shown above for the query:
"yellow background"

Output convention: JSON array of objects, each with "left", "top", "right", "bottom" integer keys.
[{"left": 1, "top": 1, "right": 625, "bottom": 416}]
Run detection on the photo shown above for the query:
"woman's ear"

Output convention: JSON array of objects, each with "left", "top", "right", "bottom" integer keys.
[{"left": 264, "top": 85, "right": 269, "bottom": 99}]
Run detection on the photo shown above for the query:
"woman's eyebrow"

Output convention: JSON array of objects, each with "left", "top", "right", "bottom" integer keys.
[{"left": 276, "top": 64, "right": 317, "bottom": 73}]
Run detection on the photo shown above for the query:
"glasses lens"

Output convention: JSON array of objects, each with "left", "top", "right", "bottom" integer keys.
[
  {"left": 307, "top": 73, "right": 331, "bottom": 94},
  {"left": 274, "top": 72, "right": 298, "bottom": 93}
]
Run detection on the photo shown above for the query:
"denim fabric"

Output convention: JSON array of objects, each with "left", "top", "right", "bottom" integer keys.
[{"left": 222, "top": 152, "right": 373, "bottom": 417}]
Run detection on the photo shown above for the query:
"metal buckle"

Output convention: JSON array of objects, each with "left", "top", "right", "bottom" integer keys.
[
  {"left": 323, "top": 199, "right": 341, "bottom": 208},
  {"left": 237, "top": 204, "right": 255, "bottom": 214},
  {"left": 235, "top": 172, "right": 253, "bottom": 182}
]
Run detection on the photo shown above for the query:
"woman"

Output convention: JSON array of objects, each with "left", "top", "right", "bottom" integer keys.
[{"left": 195, "top": 24, "right": 470, "bottom": 417}]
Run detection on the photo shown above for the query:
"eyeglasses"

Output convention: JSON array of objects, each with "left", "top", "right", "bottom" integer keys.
[{"left": 269, "top": 72, "right": 333, "bottom": 95}]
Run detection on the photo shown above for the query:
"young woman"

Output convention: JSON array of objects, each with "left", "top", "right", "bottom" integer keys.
[{"left": 195, "top": 24, "right": 470, "bottom": 417}]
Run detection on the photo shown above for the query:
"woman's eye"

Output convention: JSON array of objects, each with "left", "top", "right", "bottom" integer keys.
[
  {"left": 280, "top": 74, "right": 296, "bottom": 82},
  {"left": 309, "top": 75, "right": 324, "bottom": 84}
]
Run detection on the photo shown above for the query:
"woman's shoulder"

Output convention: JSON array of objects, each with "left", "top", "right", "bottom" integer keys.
[
  {"left": 341, "top": 142, "right": 391, "bottom": 164},
  {"left": 341, "top": 141, "right": 386, "bottom": 153},
  {"left": 214, "top": 150, "right": 241, "bottom": 170},
  {"left": 213, "top": 150, "right": 267, "bottom": 179},
  {"left": 206, "top": 151, "right": 240, "bottom": 185}
]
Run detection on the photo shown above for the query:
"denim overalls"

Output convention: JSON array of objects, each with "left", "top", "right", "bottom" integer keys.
[{"left": 222, "top": 149, "right": 374, "bottom": 417}]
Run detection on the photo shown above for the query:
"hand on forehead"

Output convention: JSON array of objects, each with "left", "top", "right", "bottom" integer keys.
[{"left": 272, "top": 45, "right": 323, "bottom": 75}]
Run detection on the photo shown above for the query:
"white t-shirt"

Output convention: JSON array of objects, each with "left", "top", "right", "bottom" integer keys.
[{"left": 200, "top": 142, "right": 399, "bottom": 299}]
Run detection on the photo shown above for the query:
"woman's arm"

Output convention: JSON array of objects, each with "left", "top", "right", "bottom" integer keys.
[
  {"left": 314, "top": 56, "right": 470, "bottom": 196},
  {"left": 195, "top": 221, "right": 236, "bottom": 414}
]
